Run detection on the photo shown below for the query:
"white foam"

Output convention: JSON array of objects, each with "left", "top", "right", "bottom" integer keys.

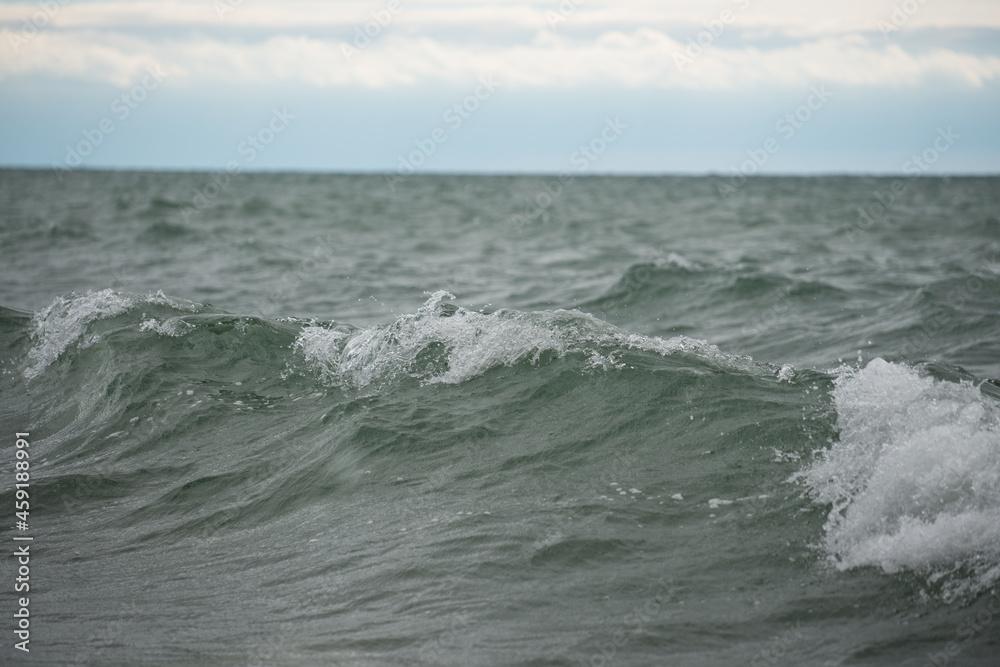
[
  {"left": 799, "top": 358, "right": 1000, "bottom": 597},
  {"left": 139, "top": 317, "right": 195, "bottom": 337},
  {"left": 777, "top": 364, "right": 795, "bottom": 382},
  {"left": 656, "top": 252, "right": 699, "bottom": 271},
  {"left": 25, "top": 289, "right": 198, "bottom": 379},
  {"left": 293, "top": 291, "right": 768, "bottom": 389}
]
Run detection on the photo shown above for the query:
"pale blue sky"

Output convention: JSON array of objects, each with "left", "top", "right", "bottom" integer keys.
[{"left": 2, "top": 0, "right": 999, "bottom": 174}]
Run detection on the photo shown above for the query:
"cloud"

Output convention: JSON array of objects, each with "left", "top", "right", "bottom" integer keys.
[
  {"left": 1, "top": 0, "right": 999, "bottom": 89},
  {"left": 3, "top": 0, "right": 999, "bottom": 34}
]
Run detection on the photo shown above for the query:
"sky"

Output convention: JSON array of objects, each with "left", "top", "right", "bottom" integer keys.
[{"left": 1, "top": 0, "right": 999, "bottom": 174}]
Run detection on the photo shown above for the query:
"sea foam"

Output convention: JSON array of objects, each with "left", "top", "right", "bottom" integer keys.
[
  {"left": 800, "top": 358, "right": 1000, "bottom": 598},
  {"left": 24, "top": 289, "right": 199, "bottom": 379},
  {"left": 293, "top": 290, "right": 773, "bottom": 389}
]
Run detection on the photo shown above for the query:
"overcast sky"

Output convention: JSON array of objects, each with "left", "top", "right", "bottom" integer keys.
[{"left": 2, "top": 0, "right": 999, "bottom": 173}]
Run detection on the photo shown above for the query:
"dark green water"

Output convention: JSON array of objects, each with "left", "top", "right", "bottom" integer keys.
[{"left": 1, "top": 170, "right": 999, "bottom": 665}]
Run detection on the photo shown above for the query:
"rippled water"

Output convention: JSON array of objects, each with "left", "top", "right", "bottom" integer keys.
[{"left": 1, "top": 170, "right": 998, "bottom": 665}]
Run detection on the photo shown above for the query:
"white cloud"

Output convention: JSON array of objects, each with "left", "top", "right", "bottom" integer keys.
[
  {"left": 2, "top": 0, "right": 999, "bottom": 33},
  {"left": 1, "top": 0, "right": 999, "bottom": 89}
]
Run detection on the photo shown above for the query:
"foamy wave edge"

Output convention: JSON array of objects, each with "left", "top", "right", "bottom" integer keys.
[
  {"left": 799, "top": 358, "right": 1000, "bottom": 599},
  {"left": 292, "top": 290, "right": 778, "bottom": 389},
  {"left": 24, "top": 289, "right": 202, "bottom": 379}
]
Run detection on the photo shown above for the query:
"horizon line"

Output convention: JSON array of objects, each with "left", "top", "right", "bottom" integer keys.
[{"left": 3, "top": 165, "right": 999, "bottom": 178}]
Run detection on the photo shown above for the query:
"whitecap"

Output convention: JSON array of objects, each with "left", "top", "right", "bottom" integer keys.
[
  {"left": 798, "top": 358, "right": 1000, "bottom": 598},
  {"left": 292, "top": 290, "right": 771, "bottom": 389}
]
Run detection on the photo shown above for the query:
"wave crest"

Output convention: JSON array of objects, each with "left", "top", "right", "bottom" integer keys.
[
  {"left": 293, "top": 290, "right": 772, "bottom": 389},
  {"left": 24, "top": 289, "right": 202, "bottom": 379},
  {"left": 800, "top": 358, "right": 1000, "bottom": 599}
]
